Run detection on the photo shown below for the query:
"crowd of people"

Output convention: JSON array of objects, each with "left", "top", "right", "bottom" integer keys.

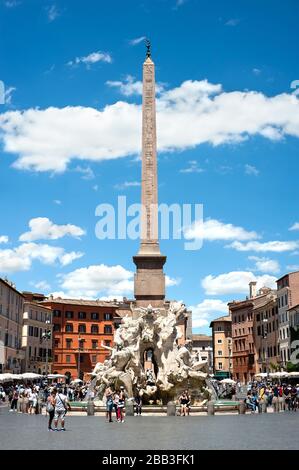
[{"left": 245, "top": 382, "right": 299, "bottom": 413}]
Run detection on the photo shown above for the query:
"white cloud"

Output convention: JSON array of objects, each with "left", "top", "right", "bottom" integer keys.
[
  {"left": 114, "top": 181, "right": 141, "bottom": 190},
  {"left": 4, "top": 86, "right": 16, "bottom": 105},
  {"left": 47, "top": 4, "right": 60, "bottom": 22},
  {"left": 106, "top": 75, "right": 164, "bottom": 96},
  {"left": 184, "top": 218, "right": 259, "bottom": 242},
  {"left": 190, "top": 299, "right": 228, "bottom": 328},
  {"left": 249, "top": 256, "right": 280, "bottom": 273},
  {"left": 68, "top": 51, "right": 112, "bottom": 67},
  {"left": 19, "top": 217, "right": 86, "bottom": 242},
  {"left": 0, "top": 242, "right": 83, "bottom": 273},
  {"left": 53, "top": 199, "right": 61, "bottom": 205},
  {"left": 74, "top": 165, "right": 95, "bottom": 180},
  {"left": 289, "top": 222, "right": 299, "bottom": 231},
  {"left": 245, "top": 164, "right": 259, "bottom": 176},
  {"left": 228, "top": 240, "right": 299, "bottom": 252},
  {"left": 165, "top": 275, "right": 181, "bottom": 287},
  {"left": 180, "top": 160, "right": 204, "bottom": 174},
  {"left": 92, "top": 185, "right": 99, "bottom": 191},
  {"left": 253, "top": 68, "right": 261, "bottom": 75},
  {"left": 34, "top": 280, "right": 51, "bottom": 291},
  {"left": 286, "top": 265, "right": 299, "bottom": 272},
  {"left": 1, "top": 79, "right": 299, "bottom": 172},
  {"left": 59, "top": 264, "right": 134, "bottom": 298},
  {"left": 4, "top": 1, "right": 20, "bottom": 7},
  {"left": 225, "top": 18, "right": 240, "bottom": 26},
  {"left": 202, "top": 271, "right": 277, "bottom": 296},
  {"left": 129, "top": 36, "right": 146, "bottom": 46},
  {"left": 0, "top": 235, "right": 9, "bottom": 244}
]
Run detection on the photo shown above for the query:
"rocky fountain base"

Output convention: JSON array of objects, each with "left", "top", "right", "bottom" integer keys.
[{"left": 91, "top": 302, "right": 212, "bottom": 405}]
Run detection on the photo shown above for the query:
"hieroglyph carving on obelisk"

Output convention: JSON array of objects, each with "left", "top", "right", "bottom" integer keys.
[{"left": 139, "top": 55, "right": 160, "bottom": 255}]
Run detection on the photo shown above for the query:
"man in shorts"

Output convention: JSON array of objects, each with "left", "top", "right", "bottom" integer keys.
[{"left": 53, "top": 387, "right": 70, "bottom": 431}]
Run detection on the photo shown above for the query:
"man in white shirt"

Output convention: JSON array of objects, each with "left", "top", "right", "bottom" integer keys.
[{"left": 53, "top": 388, "right": 70, "bottom": 431}]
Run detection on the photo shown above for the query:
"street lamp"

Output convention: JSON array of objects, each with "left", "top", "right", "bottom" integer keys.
[
  {"left": 263, "top": 317, "right": 269, "bottom": 377},
  {"left": 77, "top": 334, "right": 82, "bottom": 380},
  {"left": 42, "top": 318, "right": 51, "bottom": 378}
]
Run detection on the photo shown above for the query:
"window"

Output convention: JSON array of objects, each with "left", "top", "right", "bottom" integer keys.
[
  {"left": 218, "top": 350, "right": 222, "bottom": 356},
  {"left": 217, "top": 339, "right": 222, "bottom": 344},
  {"left": 92, "top": 355, "right": 97, "bottom": 363},
  {"left": 65, "top": 311, "right": 73, "bottom": 319},
  {"left": 104, "top": 325, "right": 112, "bottom": 334},
  {"left": 54, "top": 339, "right": 59, "bottom": 347},
  {"left": 91, "top": 325, "right": 99, "bottom": 334},
  {"left": 218, "top": 362, "right": 223, "bottom": 370},
  {"left": 78, "top": 312, "right": 86, "bottom": 319},
  {"left": 104, "top": 340, "right": 111, "bottom": 347},
  {"left": 78, "top": 324, "right": 86, "bottom": 333},
  {"left": 66, "top": 355, "right": 71, "bottom": 363},
  {"left": 256, "top": 313, "right": 260, "bottom": 322},
  {"left": 54, "top": 355, "right": 58, "bottom": 362},
  {"left": 217, "top": 326, "right": 223, "bottom": 331},
  {"left": 79, "top": 339, "right": 84, "bottom": 349},
  {"left": 53, "top": 324, "right": 61, "bottom": 332},
  {"left": 66, "top": 339, "right": 72, "bottom": 349},
  {"left": 104, "top": 313, "right": 112, "bottom": 320},
  {"left": 53, "top": 310, "right": 61, "bottom": 317},
  {"left": 92, "top": 340, "right": 98, "bottom": 349},
  {"left": 65, "top": 324, "right": 73, "bottom": 333},
  {"left": 91, "top": 312, "right": 99, "bottom": 320},
  {"left": 79, "top": 355, "right": 84, "bottom": 363}
]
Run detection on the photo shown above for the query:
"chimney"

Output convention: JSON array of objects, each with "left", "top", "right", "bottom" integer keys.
[{"left": 249, "top": 281, "right": 257, "bottom": 299}]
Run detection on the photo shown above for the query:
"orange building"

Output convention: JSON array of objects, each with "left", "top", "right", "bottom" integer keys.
[{"left": 42, "top": 298, "right": 119, "bottom": 381}]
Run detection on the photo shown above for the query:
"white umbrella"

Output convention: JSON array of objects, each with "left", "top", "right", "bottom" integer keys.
[
  {"left": 255, "top": 373, "right": 268, "bottom": 378},
  {"left": 220, "top": 378, "right": 236, "bottom": 384},
  {"left": 287, "top": 372, "right": 299, "bottom": 377},
  {"left": 47, "top": 374, "right": 66, "bottom": 379},
  {"left": 269, "top": 372, "right": 288, "bottom": 378},
  {"left": 71, "top": 378, "right": 83, "bottom": 384},
  {"left": 0, "top": 373, "right": 15, "bottom": 383},
  {"left": 21, "top": 372, "right": 42, "bottom": 380}
]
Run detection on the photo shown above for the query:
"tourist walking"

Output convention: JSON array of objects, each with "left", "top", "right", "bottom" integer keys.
[
  {"left": 118, "top": 386, "right": 126, "bottom": 423},
  {"left": 9, "top": 387, "right": 18, "bottom": 412},
  {"left": 46, "top": 389, "right": 56, "bottom": 431},
  {"left": 113, "top": 390, "right": 120, "bottom": 421},
  {"left": 28, "top": 388, "right": 38, "bottom": 415},
  {"left": 53, "top": 387, "right": 70, "bottom": 431},
  {"left": 105, "top": 385, "right": 114, "bottom": 423}
]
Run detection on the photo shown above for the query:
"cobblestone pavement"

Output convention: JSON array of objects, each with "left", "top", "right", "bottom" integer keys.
[{"left": 1, "top": 406, "right": 299, "bottom": 450}]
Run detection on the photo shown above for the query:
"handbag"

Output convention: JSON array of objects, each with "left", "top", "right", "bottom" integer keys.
[{"left": 46, "top": 402, "right": 54, "bottom": 412}]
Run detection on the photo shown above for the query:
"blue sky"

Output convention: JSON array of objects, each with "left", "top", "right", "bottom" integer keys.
[{"left": 0, "top": 0, "right": 299, "bottom": 334}]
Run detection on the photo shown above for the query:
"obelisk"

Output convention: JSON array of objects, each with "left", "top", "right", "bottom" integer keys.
[{"left": 133, "top": 41, "right": 166, "bottom": 307}]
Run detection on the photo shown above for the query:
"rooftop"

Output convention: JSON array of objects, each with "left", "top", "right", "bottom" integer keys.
[
  {"left": 209, "top": 315, "right": 231, "bottom": 326},
  {"left": 41, "top": 298, "right": 119, "bottom": 308},
  {"left": 192, "top": 334, "right": 212, "bottom": 341}
]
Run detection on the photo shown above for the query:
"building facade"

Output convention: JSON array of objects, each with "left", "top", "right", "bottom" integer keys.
[
  {"left": 41, "top": 298, "right": 119, "bottom": 381},
  {"left": 276, "top": 271, "right": 299, "bottom": 368},
  {"left": 21, "top": 301, "right": 53, "bottom": 374},
  {"left": 230, "top": 284, "right": 276, "bottom": 383},
  {"left": 0, "top": 278, "right": 25, "bottom": 373},
  {"left": 192, "top": 334, "right": 213, "bottom": 373},
  {"left": 209, "top": 315, "right": 232, "bottom": 379},
  {"left": 253, "top": 293, "right": 279, "bottom": 373}
]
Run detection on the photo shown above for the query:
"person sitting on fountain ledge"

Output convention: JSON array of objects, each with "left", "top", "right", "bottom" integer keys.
[{"left": 179, "top": 390, "right": 191, "bottom": 416}]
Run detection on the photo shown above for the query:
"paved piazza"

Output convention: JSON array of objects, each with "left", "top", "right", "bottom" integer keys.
[{"left": 1, "top": 407, "right": 299, "bottom": 450}]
